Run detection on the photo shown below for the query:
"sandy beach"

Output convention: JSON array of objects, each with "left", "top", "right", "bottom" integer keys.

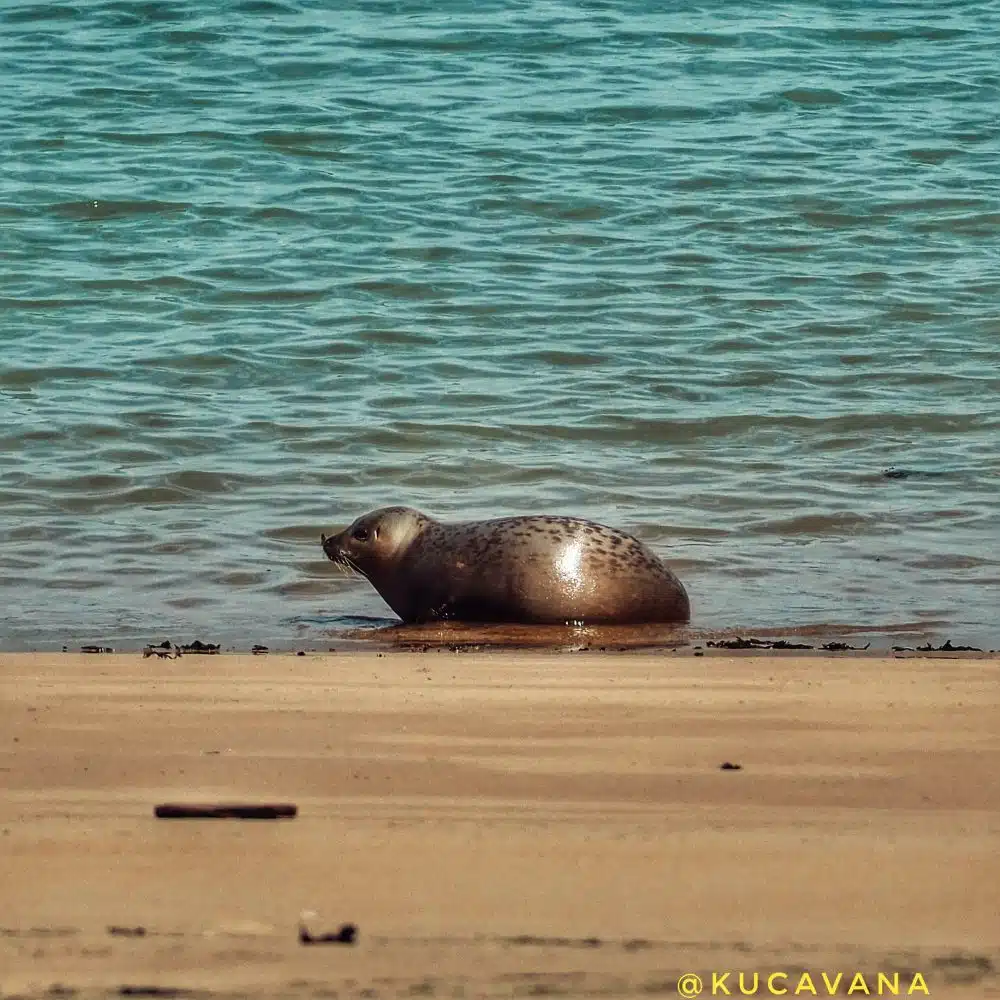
[{"left": 0, "top": 649, "right": 997, "bottom": 998}]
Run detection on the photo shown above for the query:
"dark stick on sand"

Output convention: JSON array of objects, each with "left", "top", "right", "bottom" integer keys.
[{"left": 153, "top": 803, "right": 297, "bottom": 819}]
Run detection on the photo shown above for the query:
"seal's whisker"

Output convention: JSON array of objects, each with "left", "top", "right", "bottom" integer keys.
[{"left": 337, "top": 553, "right": 369, "bottom": 581}]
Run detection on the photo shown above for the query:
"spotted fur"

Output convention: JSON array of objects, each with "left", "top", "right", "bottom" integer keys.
[{"left": 321, "top": 506, "right": 690, "bottom": 625}]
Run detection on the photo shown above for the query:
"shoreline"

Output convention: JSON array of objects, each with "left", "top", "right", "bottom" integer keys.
[
  {"left": 1, "top": 651, "right": 997, "bottom": 998},
  {"left": 4, "top": 617, "right": 997, "bottom": 657}
]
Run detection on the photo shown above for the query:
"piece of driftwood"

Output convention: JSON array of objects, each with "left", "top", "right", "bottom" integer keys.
[{"left": 154, "top": 803, "right": 297, "bottom": 820}]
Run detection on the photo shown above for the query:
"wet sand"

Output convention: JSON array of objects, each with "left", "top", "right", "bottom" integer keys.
[{"left": 0, "top": 650, "right": 997, "bottom": 998}]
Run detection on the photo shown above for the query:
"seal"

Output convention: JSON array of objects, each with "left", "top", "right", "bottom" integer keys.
[{"left": 321, "top": 506, "right": 690, "bottom": 625}]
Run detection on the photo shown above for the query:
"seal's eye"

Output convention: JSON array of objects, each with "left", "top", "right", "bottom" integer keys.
[{"left": 353, "top": 527, "right": 370, "bottom": 542}]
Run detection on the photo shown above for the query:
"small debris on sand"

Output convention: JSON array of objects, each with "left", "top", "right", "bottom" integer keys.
[
  {"left": 179, "top": 640, "right": 220, "bottom": 654},
  {"left": 143, "top": 641, "right": 181, "bottom": 659},
  {"left": 108, "top": 925, "right": 147, "bottom": 937},
  {"left": 707, "top": 637, "right": 813, "bottom": 650},
  {"left": 920, "top": 639, "right": 982, "bottom": 652},
  {"left": 894, "top": 640, "right": 983, "bottom": 653},
  {"left": 118, "top": 988, "right": 191, "bottom": 998}
]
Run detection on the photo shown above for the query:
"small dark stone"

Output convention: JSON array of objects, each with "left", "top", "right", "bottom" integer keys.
[
  {"left": 299, "top": 921, "right": 358, "bottom": 946},
  {"left": 719, "top": 762, "right": 743, "bottom": 771},
  {"left": 623, "top": 938, "right": 652, "bottom": 952}
]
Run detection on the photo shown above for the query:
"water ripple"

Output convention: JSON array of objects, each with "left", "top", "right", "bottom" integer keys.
[{"left": 1, "top": 0, "right": 998, "bottom": 649}]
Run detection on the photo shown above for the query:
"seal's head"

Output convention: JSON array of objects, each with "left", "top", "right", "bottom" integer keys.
[{"left": 321, "top": 506, "right": 430, "bottom": 579}]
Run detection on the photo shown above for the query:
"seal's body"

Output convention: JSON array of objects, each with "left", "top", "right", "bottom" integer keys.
[{"left": 321, "top": 506, "right": 690, "bottom": 625}]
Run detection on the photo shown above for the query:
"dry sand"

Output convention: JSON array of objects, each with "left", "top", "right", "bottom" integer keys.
[{"left": 0, "top": 650, "right": 997, "bottom": 998}]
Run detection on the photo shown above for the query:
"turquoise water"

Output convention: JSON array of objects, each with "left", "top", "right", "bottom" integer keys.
[{"left": 2, "top": 1, "right": 998, "bottom": 650}]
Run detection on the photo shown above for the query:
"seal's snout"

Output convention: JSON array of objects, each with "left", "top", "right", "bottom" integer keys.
[{"left": 321, "top": 531, "right": 339, "bottom": 561}]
